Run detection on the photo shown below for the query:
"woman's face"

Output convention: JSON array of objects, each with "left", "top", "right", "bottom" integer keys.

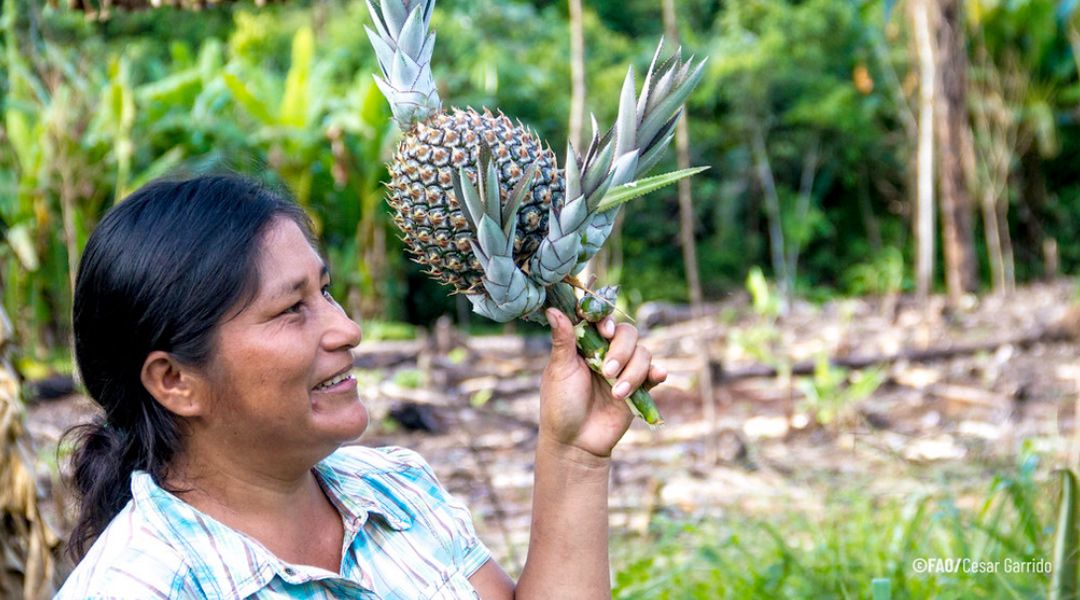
[{"left": 197, "top": 217, "right": 366, "bottom": 462}]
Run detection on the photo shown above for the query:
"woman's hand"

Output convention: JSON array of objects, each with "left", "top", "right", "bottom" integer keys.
[{"left": 538, "top": 308, "right": 668, "bottom": 460}]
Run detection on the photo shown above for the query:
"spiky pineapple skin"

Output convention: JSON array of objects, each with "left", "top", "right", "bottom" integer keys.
[{"left": 386, "top": 107, "right": 565, "bottom": 294}]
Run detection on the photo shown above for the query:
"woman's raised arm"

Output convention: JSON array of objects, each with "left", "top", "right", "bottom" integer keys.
[{"left": 469, "top": 308, "right": 667, "bottom": 599}]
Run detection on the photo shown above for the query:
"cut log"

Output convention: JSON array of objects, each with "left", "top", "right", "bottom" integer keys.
[
  {"left": 353, "top": 340, "right": 423, "bottom": 369},
  {"left": 712, "top": 325, "right": 1074, "bottom": 382}
]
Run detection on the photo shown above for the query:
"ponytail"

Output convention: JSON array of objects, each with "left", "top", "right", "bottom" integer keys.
[
  {"left": 65, "top": 395, "right": 182, "bottom": 560},
  {"left": 65, "top": 421, "right": 136, "bottom": 559}
]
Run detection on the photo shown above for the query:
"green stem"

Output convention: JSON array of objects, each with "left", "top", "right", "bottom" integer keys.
[{"left": 545, "top": 283, "right": 664, "bottom": 426}]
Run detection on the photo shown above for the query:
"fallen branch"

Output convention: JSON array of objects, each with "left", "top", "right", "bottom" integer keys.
[{"left": 712, "top": 326, "right": 1073, "bottom": 382}]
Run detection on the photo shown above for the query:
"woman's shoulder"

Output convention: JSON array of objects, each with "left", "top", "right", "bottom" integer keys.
[{"left": 56, "top": 502, "right": 199, "bottom": 599}]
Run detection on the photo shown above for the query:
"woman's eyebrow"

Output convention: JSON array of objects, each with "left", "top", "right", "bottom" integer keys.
[{"left": 270, "top": 264, "right": 330, "bottom": 301}]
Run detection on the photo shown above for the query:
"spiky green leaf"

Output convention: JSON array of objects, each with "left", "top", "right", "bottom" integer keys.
[
  {"left": 596, "top": 166, "right": 710, "bottom": 213},
  {"left": 382, "top": 0, "right": 408, "bottom": 37},
  {"left": 639, "top": 59, "right": 707, "bottom": 147},
  {"left": 615, "top": 66, "right": 637, "bottom": 157},
  {"left": 504, "top": 163, "right": 538, "bottom": 235},
  {"left": 397, "top": 5, "right": 427, "bottom": 59}
]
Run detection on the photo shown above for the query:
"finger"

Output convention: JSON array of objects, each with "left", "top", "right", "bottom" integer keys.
[
  {"left": 598, "top": 316, "right": 616, "bottom": 339},
  {"left": 643, "top": 363, "right": 668, "bottom": 391},
  {"left": 611, "top": 345, "right": 653, "bottom": 400},
  {"left": 545, "top": 309, "right": 579, "bottom": 368},
  {"left": 602, "top": 323, "right": 638, "bottom": 379}
]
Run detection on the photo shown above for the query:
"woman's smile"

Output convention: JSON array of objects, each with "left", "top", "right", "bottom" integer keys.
[
  {"left": 312, "top": 363, "right": 357, "bottom": 391},
  {"left": 312, "top": 373, "right": 357, "bottom": 394}
]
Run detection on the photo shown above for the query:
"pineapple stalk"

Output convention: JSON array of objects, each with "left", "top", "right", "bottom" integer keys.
[{"left": 546, "top": 283, "right": 663, "bottom": 426}]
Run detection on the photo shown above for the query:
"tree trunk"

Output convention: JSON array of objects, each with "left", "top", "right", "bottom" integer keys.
[
  {"left": 998, "top": 196, "right": 1016, "bottom": 293},
  {"left": 968, "top": 49, "right": 1004, "bottom": 294},
  {"left": 662, "top": 0, "right": 718, "bottom": 464},
  {"left": 912, "top": 0, "right": 936, "bottom": 303},
  {"left": 932, "top": 0, "right": 978, "bottom": 304},
  {"left": 567, "top": 0, "right": 586, "bottom": 152},
  {"left": 568, "top": 0, "right": 611, "bottom": 283},
  {"left": 980, "top": 188, "right": 1006, "bottom": 293},
  {"left": 969, "top": 41, "right": 1027, "bottom": 296},
  {"left": 751, "top": 127, "right": 789, "bottom": 305}
]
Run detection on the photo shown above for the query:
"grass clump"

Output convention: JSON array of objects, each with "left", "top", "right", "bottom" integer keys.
[{"left": 613, "top": 454, "right": 1056, "bottom": 599}]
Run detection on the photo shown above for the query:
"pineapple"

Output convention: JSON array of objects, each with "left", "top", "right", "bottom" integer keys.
[
  {"left": 367, "top": 0, "right": 706, "bottom": 425},
  {"left": 387, "top": 108, "right": 564, "bottom": 294}
]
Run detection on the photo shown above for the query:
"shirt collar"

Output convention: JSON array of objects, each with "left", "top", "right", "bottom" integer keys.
[
  {"left": 313, "top": 459, "right": 414, "bottom": 531},
  {"left": 129, "top": 456, "right": 414, "bottom": 595}
]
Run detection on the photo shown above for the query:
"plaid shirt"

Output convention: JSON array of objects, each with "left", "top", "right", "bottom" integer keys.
[{"left": 57, "top": 446, "right": 492, "bottom": 599}]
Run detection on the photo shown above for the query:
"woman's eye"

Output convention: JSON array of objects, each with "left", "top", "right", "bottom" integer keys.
[
  {"left": 282, "top": 301, "right": 303, "bottom": 316},
  {"left": 280, "top": 285, "right": 333, "bottom": 317}
]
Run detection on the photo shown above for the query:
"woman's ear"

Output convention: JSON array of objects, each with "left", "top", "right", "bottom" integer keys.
[{"left": 141, "top": 351, "right": 206, "bottom": 418}]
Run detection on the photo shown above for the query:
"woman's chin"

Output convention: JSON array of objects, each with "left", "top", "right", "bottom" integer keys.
[{"left": 311, "top": 392, "right": 369, "bottom": 442}]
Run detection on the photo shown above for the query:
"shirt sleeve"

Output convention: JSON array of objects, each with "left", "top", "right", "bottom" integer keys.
[{"left": 381, "top": 446, "right": 494, "bottom": 577}]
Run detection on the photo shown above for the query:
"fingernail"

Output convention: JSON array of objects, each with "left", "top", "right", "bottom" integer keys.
[
  {"left": 613, "top": 381, "right": 630, "bottom": 398},
  {"left": 545, "top": 309, "right": 558, "bottom": 327},
  {"left": 603, "top": 359, "right": 620, "bottom": 378},
  {"left": 604, "top": 318, "right": 615, "bottom": 336}
]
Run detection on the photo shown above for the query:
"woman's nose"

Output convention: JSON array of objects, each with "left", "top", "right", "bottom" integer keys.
[{"left": 322, "top": 297, "right": 363, "bottom": 350}]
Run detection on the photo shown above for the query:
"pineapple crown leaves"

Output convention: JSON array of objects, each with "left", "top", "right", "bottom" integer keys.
[
  {"left": 528, "top": 190, "right": 591, "bottom": 286},
  {"left": 451, "top": 144, "right": 539, "bottom": 255},
  {"left": 575, "top": 40, "right": 707, "bottom": 209},
  {"left": 450, "top": 146, "right": 547, "bottom": 322},
  {"left": 635, "top": 40, "right": 708, "bottom": 165},
  {"left": 567, "top": 39, "right": 707, "bottom": 270},
  {"left": 365, "top": 0, "right": 441, "bottom": 129}
]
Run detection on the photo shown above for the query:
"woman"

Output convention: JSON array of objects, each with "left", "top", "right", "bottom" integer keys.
[{"left": 58, "top": 174, "right": 666, "bottom": 599}]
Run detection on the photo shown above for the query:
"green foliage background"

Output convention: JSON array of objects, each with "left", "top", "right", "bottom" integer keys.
[{"left": 2, "top": 0, "right": 1080, "bottom": 360}]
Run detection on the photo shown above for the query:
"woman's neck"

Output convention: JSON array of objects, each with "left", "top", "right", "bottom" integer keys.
[{"left": 165, "top": 449, "right": 346, "bottom": 573}]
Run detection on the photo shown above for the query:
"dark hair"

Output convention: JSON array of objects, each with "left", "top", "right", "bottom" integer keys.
[{"left": 64, "top": 174, "right": 312, "bottom": 561}]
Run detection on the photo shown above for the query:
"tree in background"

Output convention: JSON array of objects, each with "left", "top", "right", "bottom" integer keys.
[
  {"left": 3, "top": 0, "right": 1080, "bottom": 352},
  {"left": 567, "top": 0, "right": 586, "bottom": 152},
  {"left": 970, "top": 0, "right": 1070, "bottom": 287},
  {"left": 933, "top": 0, "right": 979, "bottom": 305},
  {"left": 705, "top": 0, "right": 892, "bottom": 300},
  {"left": 662, "top": 0, "right": 717, "bottom": 462},
  {"left": 969, "top": 43, "right": 1026, "bottom": 295},
  {"left": 910, "top": 0, "right": 937, "bottom": 302}
]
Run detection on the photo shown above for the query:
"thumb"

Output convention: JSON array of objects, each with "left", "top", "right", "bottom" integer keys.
[{"left": 545, "top": 308, "right": 579, "bottom": 366}]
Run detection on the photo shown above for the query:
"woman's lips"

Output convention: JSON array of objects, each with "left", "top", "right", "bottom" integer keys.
[{"left": 312, "top": 374, "right": 357, "bottom": 393}]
